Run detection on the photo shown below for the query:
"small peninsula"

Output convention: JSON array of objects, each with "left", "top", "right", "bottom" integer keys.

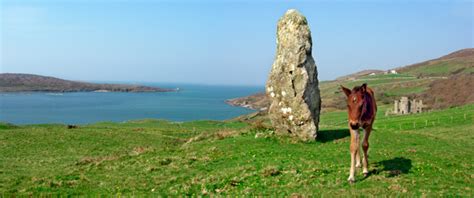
[{"left": 0, "top": 73, "right": 173, "bottom": 92}]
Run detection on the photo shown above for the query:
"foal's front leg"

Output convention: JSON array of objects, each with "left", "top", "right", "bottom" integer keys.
[
  {"left": 348, "top": 128, "right": 360, "bottom": 183},
  {"left": 356, "top": 145, "right": 362, "bottom": 168}
]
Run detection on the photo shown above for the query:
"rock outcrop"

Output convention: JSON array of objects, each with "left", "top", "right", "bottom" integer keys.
[
  {"left": 265, "top": 9, "right": 321, "bottom": 141},
  {"left": 225, "top": 93, "right": 270, "bottom": 111}
]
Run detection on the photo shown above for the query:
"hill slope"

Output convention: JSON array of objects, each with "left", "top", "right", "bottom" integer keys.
[
  {"left": 397, "top": 48, "right": 474, "bottom": 77},
  {"left": 0, "top": 73, "right": 172, "bottom": 92},
  {"left": 227, "top": 48, "right": 474, "bottom": 111},
  {"left": 1, "top": 104, "right": 472, "bottom": 195}
]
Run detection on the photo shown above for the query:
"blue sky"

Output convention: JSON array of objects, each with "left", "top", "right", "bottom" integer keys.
[{"left": 1, "top": 0, "right": 473, "bottom": 86}]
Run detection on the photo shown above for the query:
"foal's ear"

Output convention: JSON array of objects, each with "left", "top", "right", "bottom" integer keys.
[
  {"left": 340, "top": 85, "right": 351, "bottom": 97},
  {"left": 361, "top": 83, "right": 367, "bottom": 92}
]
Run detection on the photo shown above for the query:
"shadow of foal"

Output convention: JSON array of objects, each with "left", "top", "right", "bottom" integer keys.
[
  {"left": 365, "top": 157, "right": 412, "bottom": 178},
  {"left": 316, "top": 129, "right": 350, "bottom": 143}
]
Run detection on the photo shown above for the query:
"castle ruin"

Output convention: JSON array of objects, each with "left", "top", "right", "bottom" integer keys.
[{"left": 392, "top": 97, "right": 423, "bottom": 115}]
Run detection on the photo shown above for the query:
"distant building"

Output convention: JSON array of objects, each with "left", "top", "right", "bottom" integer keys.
[
  {"left": 384, "top": 69, "right": 398, "bottom": 75},
  {"left": 369, "top": 72, "right": 376, "bottom": 76},
  {"left": 392, "top": 97, "right": 423, "bottom": 115}
]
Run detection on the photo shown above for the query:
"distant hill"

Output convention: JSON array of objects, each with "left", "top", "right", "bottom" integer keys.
[
  {"left": 0, "top": 73, "right": 173, "bottom": 92},
  {"left": 420, "top": 74, "right": 474, "bottom": 109},
  {"left": 397, "top": 48, "right": 474, "bottom": 77},
  {"left": 226, "top": 48, "right": 474, "bottom": 111}
]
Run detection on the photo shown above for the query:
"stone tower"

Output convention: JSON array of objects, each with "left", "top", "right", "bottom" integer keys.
[
  {"left": 394, "top": 100, "right": 399, "bottom": 114},
  {"left": 399, "top": 97, "right": 409, "bottom": 114}
]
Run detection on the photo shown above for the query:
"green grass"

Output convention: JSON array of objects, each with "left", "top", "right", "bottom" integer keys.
[
  {"left": 383, "top": 86, "right": 428, "bottom": 96},
  {"left": 1, "top": 104, "right": 473, "bottom": 196},
  {"left": 403, "top": 60, "right": 473, "bottom": 77}
]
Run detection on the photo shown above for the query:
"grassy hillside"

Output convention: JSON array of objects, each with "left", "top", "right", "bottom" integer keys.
[
  {"left": 398, "top": 48, "right": 474, "bottom": 77},
  {"left": 1, "top": 104, "right": 473, "bottom": 196},
  {"left": 227, "top": 48, "right": 474, "bottom": 112}
]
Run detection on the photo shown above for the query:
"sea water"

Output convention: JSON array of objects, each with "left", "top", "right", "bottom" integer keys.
[{"left": 0, "top": 83, "right": 262, "bottom": 124}]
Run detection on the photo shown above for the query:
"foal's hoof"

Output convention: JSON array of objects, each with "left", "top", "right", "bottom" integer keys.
[
  {"left": 363, "top": 171, "right": 369, "bottom": 177},
  {"left": 347, "top": 177, "right": 355, "bottom": 184}
]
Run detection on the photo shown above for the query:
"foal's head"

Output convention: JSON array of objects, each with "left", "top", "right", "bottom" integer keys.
[{"left": 341, "top": 83, "right": 368, "bottom": 130}]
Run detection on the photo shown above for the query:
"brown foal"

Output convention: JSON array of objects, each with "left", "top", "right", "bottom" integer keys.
[{"left": 341, "top": 83, "right": 377, "bottom": 183}]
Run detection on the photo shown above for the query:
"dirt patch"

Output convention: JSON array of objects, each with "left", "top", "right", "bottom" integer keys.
[
  {"left": 132, "top": 128, "right": 144, "bottom": 132},
  {"left": 215, "top": 129, "right": 240, "bottom": 140},
  {"left": 129, "top": 146, "right": 153, "bottom": 156},
  {"left": 76, "top": 155, "right": 120, "bottom": 166},
  {"left": 184, "top": 133, "right": 209, "bottom": 144},
  {"left": 262, "top": 166, "right": 281, "bottom": 177}
]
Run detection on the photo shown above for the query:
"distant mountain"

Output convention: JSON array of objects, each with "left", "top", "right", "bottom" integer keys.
[
  {"left": 0, "top": 73, "right": 173, "bottom": 92},
  {"left": 226, "top": 48, "right": 474, "bottom": 111}
]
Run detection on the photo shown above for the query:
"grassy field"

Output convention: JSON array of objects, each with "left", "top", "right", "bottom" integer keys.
[{"left": 1, "top": 104, "right": 473, "bottom": 196}]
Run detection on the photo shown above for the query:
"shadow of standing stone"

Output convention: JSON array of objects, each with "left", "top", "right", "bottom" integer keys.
[{"left": 316, "top": 129, "right": 350, "bottom": 143}]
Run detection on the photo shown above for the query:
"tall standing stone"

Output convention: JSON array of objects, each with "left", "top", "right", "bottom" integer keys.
[{"left": 265, "top": 9, "right": 321, "bottom": 141}]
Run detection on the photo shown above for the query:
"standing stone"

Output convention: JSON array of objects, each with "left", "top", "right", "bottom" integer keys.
[{"left": 265, "top": 9, "right": 321, "bottom": 141}]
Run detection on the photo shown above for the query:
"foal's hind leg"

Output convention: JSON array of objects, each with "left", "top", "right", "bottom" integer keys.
[{"left": 362, "top": 126, "right": 372, "bottom": 177}]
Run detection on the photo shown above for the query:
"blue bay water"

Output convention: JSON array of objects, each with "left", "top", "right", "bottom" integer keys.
[{"left": 0, "top": 83, "right": 262, "bottom": 125}]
